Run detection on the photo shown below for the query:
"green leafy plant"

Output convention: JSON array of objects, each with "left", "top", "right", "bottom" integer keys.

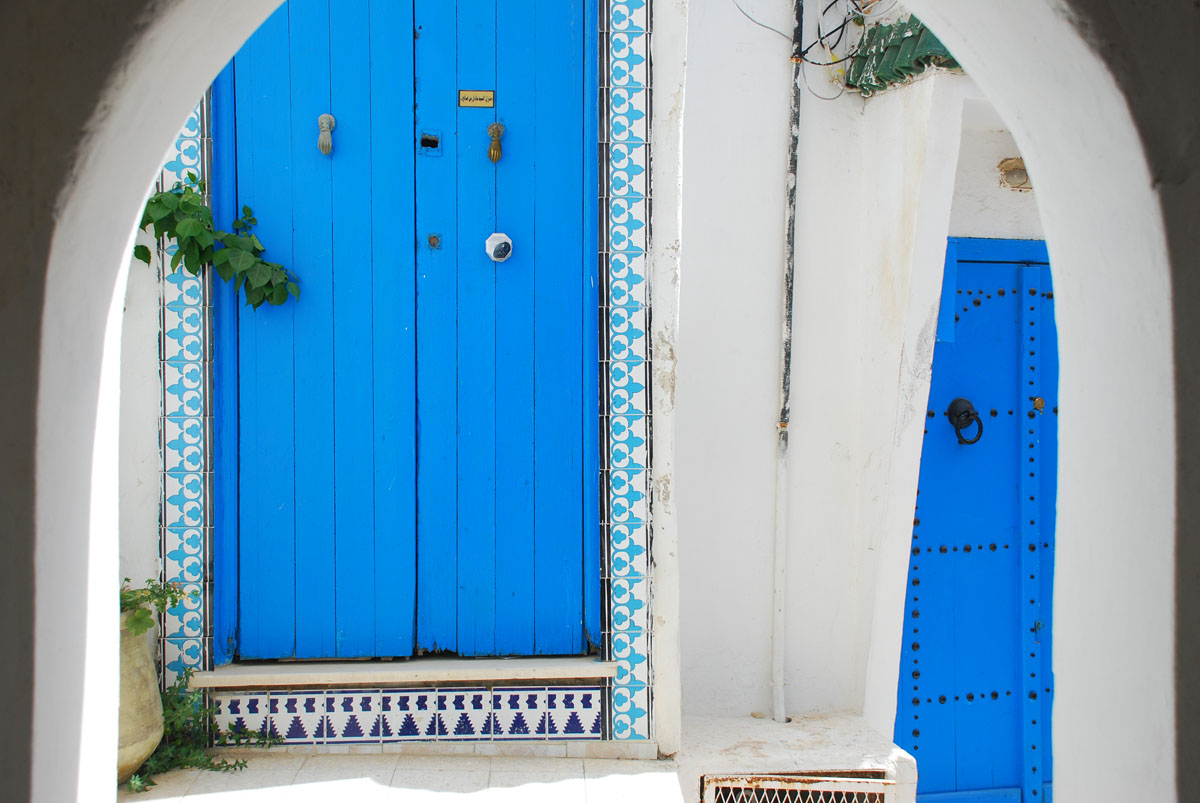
[
  {"left": 125, "top": 668, "right": 281, "bottom": 793},
  {"left": 134, "top": 172, "right": 299, "bottom": 309},
  {"left": 120, "top": 578, "right": 193, "bottom": 637}
]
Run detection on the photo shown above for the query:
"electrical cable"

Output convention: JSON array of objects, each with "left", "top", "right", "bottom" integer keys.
[
  {"left": 799, "top": 58, "right": 847, "bottom": 101},
  {"left": 725, "top": 0, "right": 884, "bottom": 93},
  {"left": 728, "top": 0, "right": 792, "bottom": 41},
  {"left": 799, "top": 19, "right": 868, "bottom": 66}
]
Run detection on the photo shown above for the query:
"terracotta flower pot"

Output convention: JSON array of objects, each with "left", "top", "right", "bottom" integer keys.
[{"left": 117, "top": 609, "right": 163, "bottom": 784}]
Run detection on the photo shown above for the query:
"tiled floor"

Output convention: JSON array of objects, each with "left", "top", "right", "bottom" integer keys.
[{"left": 117, "top": 754, "right": 686, "bottom": 802}]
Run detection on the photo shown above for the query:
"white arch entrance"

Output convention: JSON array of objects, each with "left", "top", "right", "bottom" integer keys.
[{"left": 31, "top": 1, "right": 1174, "bottom": 801}]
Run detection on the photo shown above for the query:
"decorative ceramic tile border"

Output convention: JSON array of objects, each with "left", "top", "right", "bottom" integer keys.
[
  {"left": 604, "top": 0, "right": 652, "bottom": 742},
  {"left": 158, "top": 96, "right": 212, "bottom": 682},
  {"left": 212, "top": 686, "right": 605, "bottom": 744},
  {"left": 156, "top": 0, "right": 654, "bottom": 743}
]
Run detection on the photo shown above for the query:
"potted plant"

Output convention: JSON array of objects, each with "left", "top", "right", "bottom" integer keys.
[{"left": 117, "top": 579, "right": 188, "bottom": 785}]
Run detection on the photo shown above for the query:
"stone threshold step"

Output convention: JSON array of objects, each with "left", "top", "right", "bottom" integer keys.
[{"left": 190, "top": 656, "right": 618, "bottom": 690}]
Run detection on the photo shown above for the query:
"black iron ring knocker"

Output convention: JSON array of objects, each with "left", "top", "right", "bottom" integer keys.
[{"left": 947, "top": 397, "right": 984, "bottom": 445}]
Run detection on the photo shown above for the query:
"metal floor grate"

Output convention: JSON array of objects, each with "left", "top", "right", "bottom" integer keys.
[{"left": 702, "top": 775, "right": 894, "bottom": 803}]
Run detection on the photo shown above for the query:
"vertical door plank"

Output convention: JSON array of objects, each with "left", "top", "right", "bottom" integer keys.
[
  {"left": 532, "top": 0, "right": 586, "bottom": 654},
  {"left": 330, "top": 0, "right": 377, "bottom": 657},
  {"left": 414, "top": 0, "right": 460, "bottom": 653},
  {"left": 234, "top": 4, "right": 298, "bottom": 658},
  {"left": 493, "top": 0, "right": 538, "bottom": 655},
  {"left": 288, "top": 0, "right": 337, "bottom": 659},
  {"left": 369, "top": 0, "right": 418, "bottom": 657},
  {"left": 210, "top": 60, "right": 239, "bottom": 666},
  {"left": 1036, "top": 265, "right": 1058, "bottom": 789},
  {"left": 454, "top": 0, "right": 499, "bottom": 657},
  {"left": 581, "top": 0, "right": 602, "bottom": 650}
]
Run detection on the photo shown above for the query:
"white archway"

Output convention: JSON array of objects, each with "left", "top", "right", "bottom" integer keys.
[
  {"left": 874, "top": 4, "right": 1176, "bottom": 801},
  {"left": 34, "top": 2, "right": 1175, "bottom": 801}
]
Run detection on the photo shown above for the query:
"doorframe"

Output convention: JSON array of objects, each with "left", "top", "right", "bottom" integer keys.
[
  {"left": 157, "top": 0, "right": 662, "bottom": 745},
  {"left": 212, "top": 0, "right": 603, "bottom": 661}
]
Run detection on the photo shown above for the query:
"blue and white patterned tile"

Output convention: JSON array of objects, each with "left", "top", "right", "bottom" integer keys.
[
  {"left": 163, "top": 275, "right": 205, "bottom": 321},
  {"left": 609, "top": 467, "right": 649, "bottom": 542},
  {"left": 610, "top": 681, "right": 650, "bottom": 742},
  {"left": 605, "top": 0, "right": 652, "bottom": 744},
  {"left": 213, "top": 691, "right": 269, "bottom": 740},
  {"left": 609, "top": 304, "right": 647, "bottom": 352},
  {"left": 608, "top": 253, "right": 649, "bottom": 312},
  {"left": 546, "top": 687, "right": 604, "bottom": 740},
  {"left": 159, "top": 581, "right": 204, "bottom": 642},
  {"left": 610, "top": 576, "right": 650, "bottom": 635},
  {"left": 608, "top": 199, "right": 649, "bottom": 261},
  {"left": 608, "top": 350, "right": 649, "bottom": 419},
  {"left": 321, "top": 691, "right": 381, "bottom": 744},
  {"left": 162, "top": 636, "right": 204, "bottom": 678},
  {"left": 491, "top": 687, "right": 545, "bottom": 741},
  {"left": 437, "top": 688, "right": 491, "bottom": 741},
  {"left": 608, "top": 84, "right": 649, "bottom": 141},
  {"left": 380, "top": 689, "right": 437, "bottom": 742},
  {"left": 163, "top": 471, "right": 204, "bottom": 532},
  {"left": 162, "top": 524, "right": 204, "bottom": 584},
  {"left": 270, "top": 690, "right": 325, "bottom": 745},
  {"left": 609, "top": 0, "right": 649, "bottom": 34},
  {"left": 160, "top": 105, "right": 205, "bottom": 186},
  {"left": 163, "top": 414, "right": 205, "bottom": 467},
  {"left": 608, "top": 143, "right": 648, "bottom": 201},
  {"left": 612, "top": 629, "right": 650, "bottom": 682},
  {"left": 157, "top": 99, "right": 210, "bottom": 684},
  {"left": 162, "top": 362, "right": 204, "bottom": 419},
  {"left": 610, "top": 521, "right": 648, "bottom": 579}
]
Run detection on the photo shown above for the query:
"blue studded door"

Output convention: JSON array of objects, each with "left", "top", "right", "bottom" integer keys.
[
  {"left": 213, "top": 0, "right": 599, "bottom": 662},
  {"left": 895, "top": 239, "right": 1057, "bottom": 803}
]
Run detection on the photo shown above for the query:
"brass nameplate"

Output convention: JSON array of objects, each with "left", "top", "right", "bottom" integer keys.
[{"left": 458, "top": 90, "right": 495, "bottom": 108}]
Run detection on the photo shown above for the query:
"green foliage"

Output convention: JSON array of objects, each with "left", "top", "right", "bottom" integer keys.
[
  {"left": 120, "top": 578, "right": 195, "bottom": 637},
  {"left": 124, "top": 668, "right": 281, "bottom": 793},
  {"left": 135, "top": 173, "right": 299, "bottom": 309}
]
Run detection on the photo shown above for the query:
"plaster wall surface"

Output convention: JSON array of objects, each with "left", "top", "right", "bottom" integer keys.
[
  {"left": 949, "top": 100, "right": 1044, "bottom": 240},
  {"left": 677, "top": 0, "right": 1018, "bottom": 721},
  {"left": 120, "top": 242, "right": 161, "bottom": 587},
  {"left": 676, "top": 0, "right": 794, "bottom": 719}
]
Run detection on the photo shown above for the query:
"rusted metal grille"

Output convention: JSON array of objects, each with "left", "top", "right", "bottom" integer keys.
[{"left": 702, "top": 776, "right": 894, "bottom": 803}]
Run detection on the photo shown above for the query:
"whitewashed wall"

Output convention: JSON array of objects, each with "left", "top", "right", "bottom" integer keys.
[
  {"left": 119, "top": 239, "right": 161, "bottom": 588},
  {"left": 949, "top": 98, "right": 1043, "bottom": 240},
  {"left": 677, "top": 0, "right": 1045, "bottom": 723}
]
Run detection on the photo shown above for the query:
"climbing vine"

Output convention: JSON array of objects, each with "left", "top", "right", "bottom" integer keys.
[{"left": 134, "top": 172, "right": 299, "bottom": 308}]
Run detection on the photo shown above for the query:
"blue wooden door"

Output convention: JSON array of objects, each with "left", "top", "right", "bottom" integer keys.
[
  {"left": 895, "top": 239, "right": 1057, "bottom": 802},
  {"left": 214, "top": 0, "right": 599, "bottom": 661}
]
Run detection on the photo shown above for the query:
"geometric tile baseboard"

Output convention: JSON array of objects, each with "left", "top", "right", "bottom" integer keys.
[{"left": 213, "top": 685, "right": 605, "bottom": 745}]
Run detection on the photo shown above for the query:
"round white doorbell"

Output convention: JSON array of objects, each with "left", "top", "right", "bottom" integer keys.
[{"left": 485, "top": 232, "right": 513, "bottom": 263}]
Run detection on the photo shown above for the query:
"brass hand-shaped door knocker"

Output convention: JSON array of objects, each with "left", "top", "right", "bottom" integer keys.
[
  {"left": 488, "top": 123, "right": 505, "bottom": 164},
  {"left": 317, "top": 114, "right": 336, "bottom": 155}
]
